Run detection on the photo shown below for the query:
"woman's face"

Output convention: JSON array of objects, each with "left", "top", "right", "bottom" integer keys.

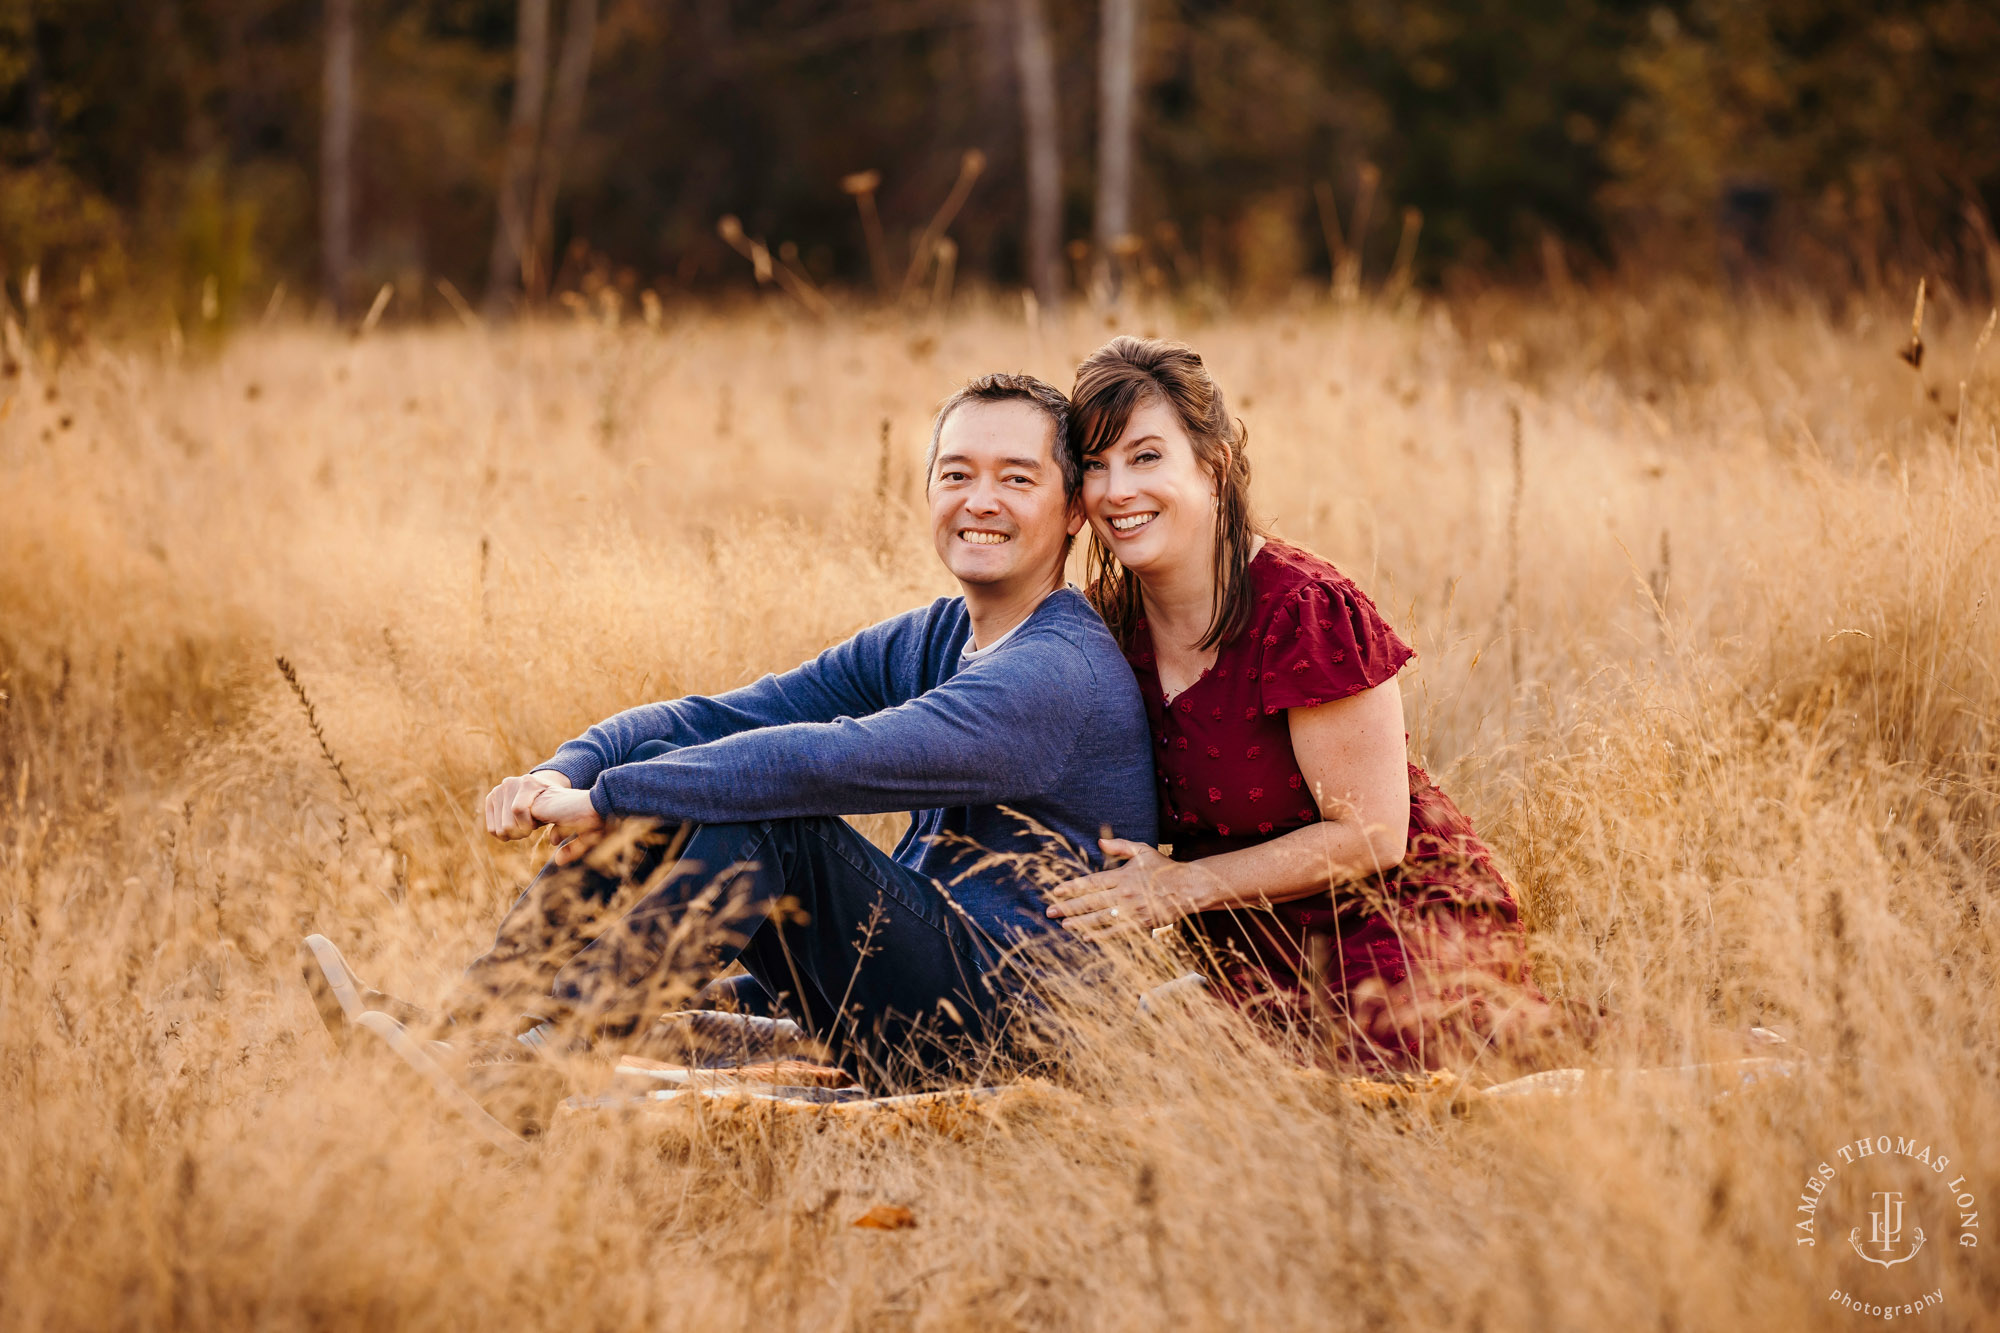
[{"left": 1079, "top": 397, "right": 1218, "bottom": 580}]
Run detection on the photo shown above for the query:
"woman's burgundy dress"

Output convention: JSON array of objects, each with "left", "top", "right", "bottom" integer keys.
[{"left": 1124, "top": 541, "right": 1535, "bottom": 1069}]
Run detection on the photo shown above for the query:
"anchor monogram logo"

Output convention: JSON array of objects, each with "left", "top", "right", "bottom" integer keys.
[{"left": 1849, "top": 1191, "right": 1926, "bottom": 1268}]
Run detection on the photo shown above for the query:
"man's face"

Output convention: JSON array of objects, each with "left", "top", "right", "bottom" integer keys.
[{"left": 928, "top": 399, "right": 1082, "bottom": 595}]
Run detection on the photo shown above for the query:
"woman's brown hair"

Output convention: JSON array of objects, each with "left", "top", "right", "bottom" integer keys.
[{"left": 1071, "top": 336, "right": 1260, "bottom": 652}]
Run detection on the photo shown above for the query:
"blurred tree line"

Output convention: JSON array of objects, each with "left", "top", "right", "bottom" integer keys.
[{"left": 2, "top": 0, "right": 1997, "bottom": 326}]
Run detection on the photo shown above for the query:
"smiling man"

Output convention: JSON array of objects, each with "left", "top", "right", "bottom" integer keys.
[{"left": 303, "top": 374, "right": 1155, "bottom": 1099}]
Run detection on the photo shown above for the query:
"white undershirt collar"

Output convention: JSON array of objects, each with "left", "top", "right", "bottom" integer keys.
[{"left": 960, "top": 584, "right": 1077, "bottom": 661}]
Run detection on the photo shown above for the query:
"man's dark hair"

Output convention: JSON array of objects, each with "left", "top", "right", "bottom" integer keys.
[{"left": 924, "top": 373, "right": 1078, "bottom": 500}]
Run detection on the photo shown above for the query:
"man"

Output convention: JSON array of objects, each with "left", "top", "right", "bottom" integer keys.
[{"left": 304, "top": 373, "right": 1156, "bottom": 1110}]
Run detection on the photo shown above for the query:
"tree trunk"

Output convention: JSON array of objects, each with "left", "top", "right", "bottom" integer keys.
[
  {"left": 1013, "top": 0, "right": 1062, "bottom": 315},
  {"left": 23, "top": 10, "right": 53, "bottom": 161},
  {"left": 1094, "top": 0, "right": 1138, "bottom": 303},
  {"left": 320, "top": 0, "right": 355, "bottom": 316},
  {"left": 966, "top": 0, "right": 1016, "bottom": 278},
  {"left": 528, "top": 0, "right": 598, "bottom": 301},
  {"left": 486, "top": 0, "right": 550, "bottom": 315}
]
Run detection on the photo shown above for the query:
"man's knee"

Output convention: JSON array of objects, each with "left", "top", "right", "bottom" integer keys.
[{"left": 686, "top": 815, "right": 847, "bottom": 867}]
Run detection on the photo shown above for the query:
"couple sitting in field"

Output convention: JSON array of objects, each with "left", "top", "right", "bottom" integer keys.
[{"left": 303, "top": 337, "right": 1539, "bottom": 1125}]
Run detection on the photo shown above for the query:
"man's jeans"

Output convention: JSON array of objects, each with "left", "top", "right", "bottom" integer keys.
[{"left": 456, "top": 811, "right": 1015, "bottom": 1080}]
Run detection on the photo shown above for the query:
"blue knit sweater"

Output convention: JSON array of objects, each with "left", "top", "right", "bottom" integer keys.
[{"left": 534, "top": 589, "right": 1157, "bottom": 943}]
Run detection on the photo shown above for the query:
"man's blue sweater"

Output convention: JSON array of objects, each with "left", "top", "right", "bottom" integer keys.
[{"left": 534, "top": 588, "right": 1158, "bottom": 944}]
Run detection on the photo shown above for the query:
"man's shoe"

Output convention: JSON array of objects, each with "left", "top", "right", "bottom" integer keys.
[
  {"left": 351, "top": 1011, "right": 529, "bottom": 1154},
  {"left": 460, "top": 1054, "right": 570, "bottom": 1138},
  {"left": 631, "top": 1009, "right": 823, "bottom": 1067},
  {"left": 299, "top": 934, "right": 429, "bottom": 1046}
]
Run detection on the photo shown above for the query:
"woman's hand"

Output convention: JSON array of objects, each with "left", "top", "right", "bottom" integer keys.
[
  {"left": 483, "top": 769, "right": 572, "bottom": 840},
  {"left": 1043, "top": 838, "right": 1212, "bottom": 937}
]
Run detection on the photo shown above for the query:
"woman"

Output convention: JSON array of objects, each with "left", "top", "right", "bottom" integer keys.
[{"left": 1044, "top": 336, "right": 1544, "bottom": 1071}]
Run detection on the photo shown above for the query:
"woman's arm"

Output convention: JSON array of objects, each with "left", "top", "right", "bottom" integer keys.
[{"left": 1044, "top": 679, "right": 1410, "bottom": 934}]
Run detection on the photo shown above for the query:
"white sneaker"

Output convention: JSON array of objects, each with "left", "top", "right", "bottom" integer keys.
[
  {"left": 299, "top": 934, "right": 426, "bottom": 1045},
  {"left": 352, "top": 1011, "right": 528, "bottom": 1155}
]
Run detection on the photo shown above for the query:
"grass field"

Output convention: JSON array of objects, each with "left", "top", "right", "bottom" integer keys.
[{"left": 2, "top": 288, "right": 1996, "bottom": 1329}]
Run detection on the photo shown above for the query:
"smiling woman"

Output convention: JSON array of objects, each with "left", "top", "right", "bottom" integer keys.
[{"left": 1046, "top": 337, "right": 1552, "bottom": 1072}]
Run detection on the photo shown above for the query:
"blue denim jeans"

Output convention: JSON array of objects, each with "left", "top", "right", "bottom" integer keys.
[{"left": 459, "top": 810, "right": 1013, "bottom": 1079}]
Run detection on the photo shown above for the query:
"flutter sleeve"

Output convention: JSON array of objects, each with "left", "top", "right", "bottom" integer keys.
[{"left": 1257, "top": 576, "right": 1413, "bottom": 713}]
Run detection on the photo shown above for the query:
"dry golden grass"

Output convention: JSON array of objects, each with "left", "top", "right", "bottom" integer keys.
[{"left": 2, "top": 289, "right": 1997, "bottom": 1329}]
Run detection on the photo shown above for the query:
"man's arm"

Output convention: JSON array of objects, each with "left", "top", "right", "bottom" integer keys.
[
  {"left": 585, "top": 634, "right": 1090, "bottom": 824},
  {"left": 532, "top": 608, "right": 925, "bottom": 790}
]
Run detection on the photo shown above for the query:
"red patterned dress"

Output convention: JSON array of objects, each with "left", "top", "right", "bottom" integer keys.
[{"left": 1125, "top": 541, "right": 1536, "bottom": 1069}]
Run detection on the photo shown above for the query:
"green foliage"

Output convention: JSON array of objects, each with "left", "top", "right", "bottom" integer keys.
[
  {"left": 1604, "top": 0, "right": 2000, "bottom": 284},
  {"left": 1, "top": 0, "right": 1995, "bottom": 315},
  {"left": 0, "top": 159, "right": 124, "bottom": 278}
]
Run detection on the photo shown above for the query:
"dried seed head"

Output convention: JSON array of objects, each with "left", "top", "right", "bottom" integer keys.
[
  {"left": 1899, "top": 278, "right": 1926, "bottom": 369},
  {"left": 1972, "top": 308, "right": 1997, "bottom": 363}
]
